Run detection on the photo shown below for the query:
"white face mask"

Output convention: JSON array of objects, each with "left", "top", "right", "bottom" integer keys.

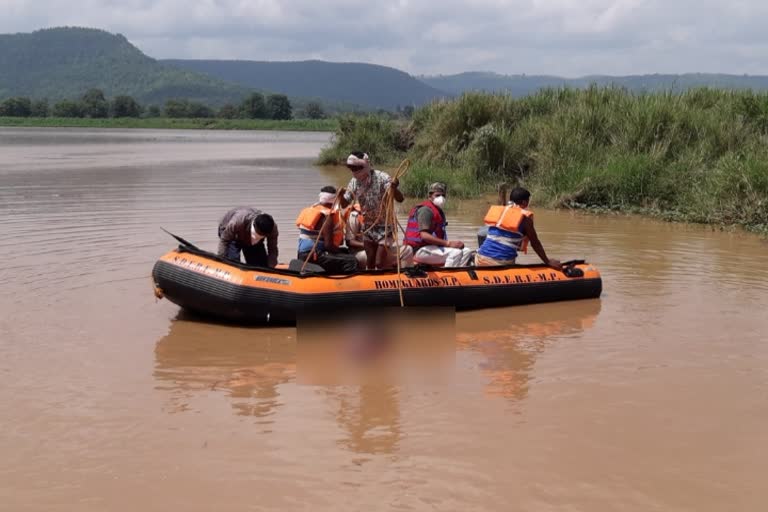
[{"left": 432, "top": 195, "right": 446, "bottom": 208}]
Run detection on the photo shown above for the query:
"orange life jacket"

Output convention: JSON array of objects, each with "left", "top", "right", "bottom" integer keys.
[
  {"left": 296, "top": 204, "right": 343, "bottom": 248},
  {"left": 482, "top": 204, "right": 533, "bottom": 253}
]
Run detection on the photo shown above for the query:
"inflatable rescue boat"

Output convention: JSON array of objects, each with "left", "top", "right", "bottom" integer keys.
[{"left": 151, "top": 236, "right": 602, "bottom": 324}]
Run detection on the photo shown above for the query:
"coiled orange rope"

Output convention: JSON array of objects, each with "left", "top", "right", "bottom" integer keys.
[{"left": 363, "top": 158, "right": 412, "bottom": 306}]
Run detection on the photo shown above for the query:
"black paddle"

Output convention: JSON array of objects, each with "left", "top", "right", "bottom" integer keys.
[{"left": 160, "top": 227, "right": 202, "bottom": 251}]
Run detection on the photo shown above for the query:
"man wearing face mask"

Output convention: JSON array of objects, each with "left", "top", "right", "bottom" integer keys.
[
  {"left": 217, "top": 207, "right": 279, "bottom": 268},
  {"left": 403, "top": 182, "right": 473, "bottom": 267}
]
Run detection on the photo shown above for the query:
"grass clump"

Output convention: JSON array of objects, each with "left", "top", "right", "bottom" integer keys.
[
  {"left": 320, "top": 86, "right": 768, "bottom": 232},
  {"left": 316, "top": 114, "right": 412, "bottom": 165}
]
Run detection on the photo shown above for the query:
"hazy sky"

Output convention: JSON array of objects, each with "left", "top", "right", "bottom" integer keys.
[{"left": 3, "top": 0, "right": 767, "bottom": 77}]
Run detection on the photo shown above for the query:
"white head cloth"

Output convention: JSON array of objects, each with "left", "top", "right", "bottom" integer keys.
[
  {"left": 346, "top": 153, "right": 371, "bottom": 172},
  {"left": 318, "top": 191, "right": 336, "bottom": 204}
]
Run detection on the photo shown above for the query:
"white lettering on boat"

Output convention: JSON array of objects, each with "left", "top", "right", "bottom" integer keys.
[
  {"left": 481, "top": 272, "right": 561, "bottom": 285},
  {"left": 173, "top": 256, "right": 233, "bottom": 281}
]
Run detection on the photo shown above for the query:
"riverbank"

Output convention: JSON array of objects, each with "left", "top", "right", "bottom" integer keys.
[
  {"left": 318, "top": 87, "right": 768, "bottom": 234},
  {"left": 0, "top": 116, "right": 338, "bottom": 132}
]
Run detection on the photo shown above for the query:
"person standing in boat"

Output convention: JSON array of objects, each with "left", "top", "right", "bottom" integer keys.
[
  {"left": 339, "top": 152, "right": 404, "bottom": 270},
  {"left": 475, "top": 187, "right": 562, "bottom": 270},
  {"left": 296, "top": 186, "right": 359, "bottom": 274},
  {"left": 216, "top": 207, "right": 278, "bottom": 267},
  {"left": 403, "top": 182, "right": 473, "bottom": 267}
]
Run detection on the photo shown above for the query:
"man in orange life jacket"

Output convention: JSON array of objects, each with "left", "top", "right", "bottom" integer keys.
[
  {"left": 296, "top": 186, "right": 359, "bottom": 274},
  {"left": 475, "top": 187, "right": 562, "bottom": 270},
  {"left": 404, "top": 182, "right": 473, "bottom": 267}
]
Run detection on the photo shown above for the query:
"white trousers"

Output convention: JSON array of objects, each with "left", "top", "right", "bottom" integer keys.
[
  {"left": 414, "top": 245, "right": 473, "bottom": 267},
  {"left": 352, "top": 249, "right": 367, "bottom": 269}
]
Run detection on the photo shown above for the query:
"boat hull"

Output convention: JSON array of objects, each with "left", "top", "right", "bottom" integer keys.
[{"left": 151, "top": 247, "right": 603, "bottom": 324}]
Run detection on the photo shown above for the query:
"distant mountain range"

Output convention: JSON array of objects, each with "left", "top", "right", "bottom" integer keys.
[
  {"left": 0, "top": 27, "right": 449, "bottom": 111},
  {"left": 163, "top": 59, "right": 450, "bottom": 111},
  {"left": 4, "top": 27, "right": 768, "bottom": 112},
  {"left": 419, "top": 71, "right": 768, "bottom": 96}
]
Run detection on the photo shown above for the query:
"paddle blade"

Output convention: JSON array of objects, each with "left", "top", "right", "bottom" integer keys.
[{"left": 160, "top": 227, "right": 201, "bottom": 251}]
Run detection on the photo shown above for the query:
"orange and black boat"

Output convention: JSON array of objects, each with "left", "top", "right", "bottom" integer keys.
[{"left": 151, "top": 235, "right": 602, "bottom": 324}]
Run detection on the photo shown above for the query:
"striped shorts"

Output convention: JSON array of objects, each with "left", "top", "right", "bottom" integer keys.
[{"left": 475, "top": 253, "right": 516, "bottom": 267}]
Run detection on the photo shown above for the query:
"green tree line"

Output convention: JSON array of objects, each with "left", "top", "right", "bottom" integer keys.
[{"left": 0, "top": 89, "right": 331, "bottom": 120}]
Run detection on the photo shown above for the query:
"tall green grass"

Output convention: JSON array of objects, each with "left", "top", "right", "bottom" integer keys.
[{"left": 319, "top": 87, "right": 768, "bottom": 232}]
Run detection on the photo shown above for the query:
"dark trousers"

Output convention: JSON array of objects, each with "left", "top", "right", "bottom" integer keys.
[
  {"left": 298, "top": 250, "right": 359, "bottom": 274},
  {"left": 219, "top": 227, "right": 268, "bottom": 266}
]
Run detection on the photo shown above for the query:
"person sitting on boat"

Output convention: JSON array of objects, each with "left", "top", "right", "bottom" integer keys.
[
  {"left": 344, "top": 203, "right": 413, "bottom": 270},
  {"left": 217, "top": 207, "right": 278, "bottom": 267},
  {"left": 339, "top": 152, "right": 404, "bottom": 270},
  {"left": 296, "top": 186, "right": 359, "bottom": 274},
  {"left": 343, "top": 203, "right": 367, "bottom": 269},
  {"left": 475, "top": 187, "right": 562, "bottom": 270},
  {"left": 403, "top": 182, "right": 473, "bottom": 267}
]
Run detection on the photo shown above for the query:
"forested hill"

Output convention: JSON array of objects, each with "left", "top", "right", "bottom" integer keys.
[
  {"left": 12, "top": 26, "right": 764, "bottom": 112},
  {"left": 420, "top": 71, "right": 768, "bottom": 96},
  {"left": 163, "top": 59, "right": 451, "bottom": 110},
  {"left": 0, "top": 27, "right": 253, "bottom": 105}
]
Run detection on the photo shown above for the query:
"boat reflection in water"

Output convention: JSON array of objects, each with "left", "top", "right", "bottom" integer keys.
[
  {"left": 153, "top": 312, "right": 296, "bottom": 417},
  {"left": 456, "top": 299, "right": 602, "bottom": 402},
  {"left": 154, "top": 300, "right": 601, "bottom": 452}
]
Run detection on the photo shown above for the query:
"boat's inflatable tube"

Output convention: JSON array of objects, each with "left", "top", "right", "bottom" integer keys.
[{"left": 151, "top": 244, "right": 602, "bottom": 324}]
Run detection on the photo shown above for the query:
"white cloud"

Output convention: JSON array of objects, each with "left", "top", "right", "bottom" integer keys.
[{"left": 2, "top": 0, "right": 768, "bottom": 76}]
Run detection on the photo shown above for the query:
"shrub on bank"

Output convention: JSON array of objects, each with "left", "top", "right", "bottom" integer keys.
[
  {"left": 320, "top": 86, "right": 768, "bottom": 231},
  {"left": 317, "top": 114, "right": 413, "bottom": 166}
]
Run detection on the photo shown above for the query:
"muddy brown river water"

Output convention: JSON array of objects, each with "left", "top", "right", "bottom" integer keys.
[{"left": 1, "top": 127, "right": 767, "bottom": 511}]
